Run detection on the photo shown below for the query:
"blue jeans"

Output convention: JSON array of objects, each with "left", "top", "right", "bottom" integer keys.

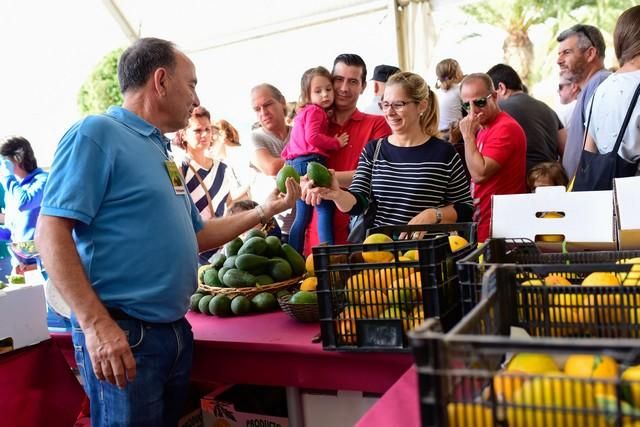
[
  {"left": 287, "top": 155, "right": 334, "bottom": 253},
  {"left": 72, "top": 315, "right": 193, "bottom": 427}
]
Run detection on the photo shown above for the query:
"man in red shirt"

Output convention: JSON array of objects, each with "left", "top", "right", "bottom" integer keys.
[
  {"left": 304, "top": 54, "right": 390, "bottom": 253},
  {"left": 459, "top": 73, "right": 526, "bottom": 242}
]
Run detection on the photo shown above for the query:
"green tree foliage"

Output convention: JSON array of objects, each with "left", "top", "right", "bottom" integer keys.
[
  {"left": 77, "top": 48, "right": 124, "bottom": 116},
  {"left": 461, "top": 0, "right": 637, "bottom": 86}
]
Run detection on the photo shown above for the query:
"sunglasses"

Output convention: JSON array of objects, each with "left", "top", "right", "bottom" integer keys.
[
  {"left": 573, "top": 25, "right": 596, "bottom": 50},
  {"left": 461, "top": 94, "right": 492, "bottom": 111}
]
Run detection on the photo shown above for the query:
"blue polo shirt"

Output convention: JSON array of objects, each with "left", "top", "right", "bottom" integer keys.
[{"left": 41, "top": 107, "right": 203, "bottom": 322}]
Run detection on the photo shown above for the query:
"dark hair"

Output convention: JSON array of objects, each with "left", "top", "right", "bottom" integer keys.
[
  {"left": 486, "top": 63, "right": 524, "bottom": 92},
  {"left": 172, "top": 106, "right": 212, "bottom": 149},
  {"left": 298, "top": 66, "right": 333, "bottom": 108},
  {"left": 527, "top": 162, "right": 569, "bottom": 191},
  {"left": 435, "top": 58, "right": 464, "bottom": 90},
  {"left": 0, "top": 136, "right": 38, "bottom": 172},
  {"left": 332, "top": 54, "right": 367, "bottom": 85},
  {"left": 118, "top": 38, "right": 177, "bottom": 94},
  {"left": 614, "top": 5, "right": 640, "bottom": 67},
  {"left": 557, "top": 24, "right": 606, "bottom": 59}
]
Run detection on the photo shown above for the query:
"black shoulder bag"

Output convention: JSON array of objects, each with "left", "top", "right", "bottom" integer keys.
[
  {"left": 573, "top": 82, "right": 640, "bottom": 192},
  {"left": 347, "top": 138, "right": 383, "bottom": 243}
]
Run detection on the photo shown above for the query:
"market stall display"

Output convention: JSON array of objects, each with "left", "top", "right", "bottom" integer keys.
[{"left": 313, "top": 223, "right": 476, "bottom": 352}]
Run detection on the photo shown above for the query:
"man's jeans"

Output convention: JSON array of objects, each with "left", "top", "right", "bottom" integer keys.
[{"left": 72, "top": 315, "right": 193, "bottom": 427}]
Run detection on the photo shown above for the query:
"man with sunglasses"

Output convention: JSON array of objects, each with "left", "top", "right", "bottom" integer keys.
[
  {"left": 556, "top": 24, "right": 609, "bottom": 179},
  {"left": 459, "top": 73, "right": 527, "bottom": 242}
]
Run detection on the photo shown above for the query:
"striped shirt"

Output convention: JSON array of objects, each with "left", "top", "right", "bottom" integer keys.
[
  {"left": 181, "top": 159, "right": 238, "bottom": 220},
  {"left": 349, "top": 137, "right": 473, "bottom": 226}
]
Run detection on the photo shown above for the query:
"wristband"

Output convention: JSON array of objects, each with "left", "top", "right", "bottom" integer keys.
[{"left": 255, "top": 205, "right": 269, "bottom": 225}]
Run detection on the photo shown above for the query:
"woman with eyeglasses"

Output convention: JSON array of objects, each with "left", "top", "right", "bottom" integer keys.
[
  {"left": 583, "top": 5, "right": 640, "bottom": 178},
  {"left": 305, "top": 71, "right": 473, "bottom": 233}
]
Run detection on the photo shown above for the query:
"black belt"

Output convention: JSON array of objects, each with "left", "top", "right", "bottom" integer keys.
[{"left": 106, "top": 307, "right": 137, "bottom": 321}]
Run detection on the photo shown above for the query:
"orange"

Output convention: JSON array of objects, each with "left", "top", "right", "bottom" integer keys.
[
  {"left": 359, "top": 290, "right": 389, "bottom": 317},
  {"left": 447, "top": 402, "right": 492, "bottom": 427},
  {"left": 564, "top": 354, "right": 618, "bottom": 397},
  {"left": 493, "top": 370, "right": 527, "bottom": 401},
  {"left": 336, "top": 306, "right": 362, "bottom": 344},
  {"left": 582, "top": 272, "right": 622, "bottom": 324}
]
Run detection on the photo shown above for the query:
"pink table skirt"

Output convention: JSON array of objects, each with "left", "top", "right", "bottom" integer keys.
[
  {"left": 0, "top": 339, "right": 86, "bottom": 427},
  {"left": 53, "top": 311, "right": 412, "bottom": 394},
  {"left": 356, "top": 365, "right": 421, "bottom": 427}
]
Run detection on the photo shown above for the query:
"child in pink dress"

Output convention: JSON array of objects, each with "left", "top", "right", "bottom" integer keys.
[{"left": 282, "top": 66, "right": 349, "bottom": 252}]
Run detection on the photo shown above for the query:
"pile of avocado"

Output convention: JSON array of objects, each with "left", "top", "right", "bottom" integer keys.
[{"left": 190, "top": 229, "right": 306, "bottom": 317}]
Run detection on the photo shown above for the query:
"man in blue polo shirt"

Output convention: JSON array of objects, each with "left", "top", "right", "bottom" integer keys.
[{"left": 35, "top": 38, "right": 299, "bottom": 426}]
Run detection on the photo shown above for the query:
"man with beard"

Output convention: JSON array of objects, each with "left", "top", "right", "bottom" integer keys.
[{"left": 556, "top": 24, "right": 609, "bottom": 179}]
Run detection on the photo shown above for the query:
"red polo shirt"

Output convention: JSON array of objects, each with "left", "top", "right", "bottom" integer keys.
[{"left": 304, "top": 110, "right": 390, "bottom": 254}]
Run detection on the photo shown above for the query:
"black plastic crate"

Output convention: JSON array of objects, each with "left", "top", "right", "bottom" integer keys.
[
  {"left": 410, "top": 262, "right": 640, "bottom": 427},
  {"left": 313, "top": 226, "right": 476, "bottom": 352},
  {"left": 458, "top": 238, "right": 640, "bottom": 315},
  {"left": 368, "top": 222, "right": 476, "bottom": 249}
]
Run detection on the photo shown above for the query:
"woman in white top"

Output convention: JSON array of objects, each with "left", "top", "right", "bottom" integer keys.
[
  {"left": 585, "top": 5, "right": 640, "bottom": 172},
  {"left": 435, "top": 58, "right": 464, "bottom": 136}
]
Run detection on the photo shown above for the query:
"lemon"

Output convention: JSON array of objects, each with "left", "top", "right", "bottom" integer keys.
[
  {"left": 305, "top": 253, "right": 314, "bottom": 275},
  {"left": 362, "top": 233, "right": 394, "bottom": 263},
  {"left": 300, "top": 276, "right": 318, "bottom": 292},
  {"left": 448, "top": 235, "right": 469, "bottom": 252}
]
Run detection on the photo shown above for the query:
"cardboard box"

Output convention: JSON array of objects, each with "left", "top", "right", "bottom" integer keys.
[
  {"left": 0, "top": 284, "right": 49, "bottom": 352},
  {"left": 302, "top": 390, "right": 378, "bottom": 427},
  {"left": 178, "top": 407, "right": 203, "bottom": 427},
  {"left": 491, "top": 186, "right": 616, "bottom": 251},
  {"left": 614, "top": 176, "right": 640, "bottom": 250},
  {"left": 201, "top": 384, "right": 289, "bottom": 427}
]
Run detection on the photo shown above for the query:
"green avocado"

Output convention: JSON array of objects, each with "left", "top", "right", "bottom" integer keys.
[
  {"left": 306, "top": 162, "right": 331, "bottom": 188},
  {"left": 275, "top": 165, "right": 300, "bottom": 193}
]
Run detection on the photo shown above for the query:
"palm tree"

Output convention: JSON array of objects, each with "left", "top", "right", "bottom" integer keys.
[
  {"left": 462, "top": 0, "right": 638, "bottom": 85},
  {"left": 461, "top": 0, "right": 585, "bottom": 86}
]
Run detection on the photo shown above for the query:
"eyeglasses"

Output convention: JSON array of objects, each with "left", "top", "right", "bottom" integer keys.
[
  {"left": 378, "top": 100, "right": 417, "bottom": 112},
  {"left": 461, "top": 94, "right": 492, "bottom": 111}
]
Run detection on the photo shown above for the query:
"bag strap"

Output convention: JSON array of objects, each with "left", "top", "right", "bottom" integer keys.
[
  {"left": 368, "top": 138, "right": 383, "bottom": 198},
  {"left": 570, "top": 81, "right": 640, "bottom": 191},
  {"left": 185, "top": 161, "right": 216, "bottom": 218},
  {"left": 611, "top": 81, "right": 640, "bottom": 155}
]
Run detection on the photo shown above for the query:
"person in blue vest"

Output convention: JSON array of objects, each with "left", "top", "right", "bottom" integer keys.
[{"left": 0, "top": 136, "right": 47, "bottom": 274}]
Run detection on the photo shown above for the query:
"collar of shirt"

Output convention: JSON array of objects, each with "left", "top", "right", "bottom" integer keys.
[{"left": 106, "top": 106, "right": 171, "bottom": 149}]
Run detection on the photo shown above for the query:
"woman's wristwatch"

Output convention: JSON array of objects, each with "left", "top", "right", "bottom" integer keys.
[{"left": 434, "top": 207, "right": 443, "bottom": 224}]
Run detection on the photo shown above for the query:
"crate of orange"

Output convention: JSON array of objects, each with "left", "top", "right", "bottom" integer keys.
[
  {"left": 457, "top": 238, "right": 640, "bottom": 315},
  {"left": 313, "top": 224, "right": 476, "bottom": 352},
  {"left": 409, "top": 261, "right": 640, "bottom": 427}
]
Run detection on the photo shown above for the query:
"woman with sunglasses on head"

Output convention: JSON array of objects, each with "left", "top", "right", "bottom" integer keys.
[{"left": 305, "top": 71, "right": 473, "bottom": 234}]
